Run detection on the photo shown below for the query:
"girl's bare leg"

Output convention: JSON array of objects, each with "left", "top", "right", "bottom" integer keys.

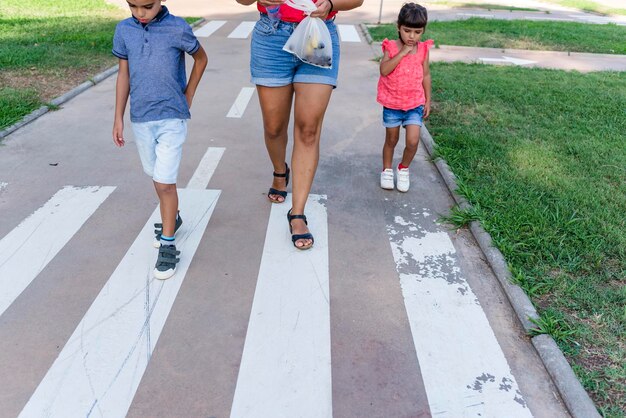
[
  {"left": 400, "top": 125, "right": 421, "bottom": 167},
  {"left": 257, "top": 85, "right": 294, "bottom": 203},
  {"left": 383, "top": 126, "right": 400, "bottom": 169},
  {"left": 291, "top": 82, "right": 333, "bottom": 248}
]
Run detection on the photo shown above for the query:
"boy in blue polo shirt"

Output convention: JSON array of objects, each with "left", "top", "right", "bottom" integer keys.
[{"left": 112, "top": 0, "right": 207, "bottom": 280}]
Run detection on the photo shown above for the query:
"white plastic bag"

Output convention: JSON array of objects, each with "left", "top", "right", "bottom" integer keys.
[{"left": 282, "top": 0, "right": 333, "bottom": 69}]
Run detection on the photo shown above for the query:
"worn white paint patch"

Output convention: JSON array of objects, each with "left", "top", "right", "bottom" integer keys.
[
  {"left": 186, "top": 147, "right": 225, "bottom": 189},
  {"left": 226, "top": 87, "right": 255, "bottom": 118},
  {"left": 387, "top": 215, "right": 533, "bottom": 417},
  {"left": 228, "top": 21, "right": 255, "bottom": 39},
  {"left": 194, "top": 20, "right": 226, "bottom": 37},
  {"left": 231, "top": 194, "right": 331, "bottom": 418},
  {"left": 337, "top": 24, "right": 361, "bottom": 42},
  {"left": 19, "top": 189, "right": 220, "bottom": 418},
  {"left": 0, "top": 186, "right": 115, "bottom": 318},
  {"left": 0, "top": 182, "right": 7, "bottom": 192}
]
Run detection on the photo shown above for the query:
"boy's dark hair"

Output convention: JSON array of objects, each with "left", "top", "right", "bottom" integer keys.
[{"left": 397, "top": 2, "right": 428, "bottom": 29}]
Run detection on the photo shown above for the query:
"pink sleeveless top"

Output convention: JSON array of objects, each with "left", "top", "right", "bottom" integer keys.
[
  {"left": 377, "top": 38, "right": 434, "bottom": 111},
  {"left": 257, "top": 2, "right": 338, "bottom": 23}
]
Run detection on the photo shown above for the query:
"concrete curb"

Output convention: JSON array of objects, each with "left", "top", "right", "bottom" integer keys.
[
  {"left": 420, "top": 126, "right": 601, "bottom": 418},
  {"left": 0, "top": 18, "right": 207, "bottom": 141}
]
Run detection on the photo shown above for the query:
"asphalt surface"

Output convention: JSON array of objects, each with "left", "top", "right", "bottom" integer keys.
[{"left": 2, "top": 1, "right": 619, "bottom": 417}]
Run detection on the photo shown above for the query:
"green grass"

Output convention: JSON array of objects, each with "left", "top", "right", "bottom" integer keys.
[
  {"left": 369, "top": 18, "right": 626, "bottom": 54},
  {"left": 0, "top": 0, "right": 200, "bottom": 131},
  {"left": 543, "top": 0, "right": 626, "bottom": 16},
  {"left": 427, "top": 62, "right": 625, "bottom": 417},
  {"left": 0, "top": 0, "right": 125, "bottom": 130},
  {"left": 0, "top": 88, "right": 41, "bottom": 129},
  {"left": 429, "top": 2, "right": 542, "bottom": 12}
]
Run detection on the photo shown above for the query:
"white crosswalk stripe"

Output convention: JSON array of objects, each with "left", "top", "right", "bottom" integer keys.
[
  {"left": 19, "top": 189, "right": 220, "bottom": 418},
  {"left": 231, "top": 194, "right": 331, "bottom": 418},
  {"left": 386, "top": 206, "right": 532, "bottom": 417},
  {"left": 194, "top": 20, "right": 227, "bottom": 37},
  {"left": 337, "top": 24, "right": 361, "bottom": 42},
  {"left": 228, "top": 21, "right": 256, "bottom": 39},
  {"left": 227, "top": 87, "right": 256, "bottom": 118},
  {"left": 194, "top": 20, "right": 362, "bottom": 42},
  {"left": 0, "top": 186, "right": 115, "bottom": 318}
]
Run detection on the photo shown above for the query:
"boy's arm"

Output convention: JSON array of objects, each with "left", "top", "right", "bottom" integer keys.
[
  {"left": 380, "top": 44, "right": 412, "bottom": 76},
  {"left": 422, "top": 50, "right": 431, "bottom": 118},
  {"left": 112, "top": 59, "right": 130, "bottom": 147},
  {"left": 185, "top": 45, "right": 208, "bottom": 108}
]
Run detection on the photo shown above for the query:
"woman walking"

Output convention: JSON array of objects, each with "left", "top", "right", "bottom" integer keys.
[{"left": 236, "top": 0, "right": 363, "bottom": 250}]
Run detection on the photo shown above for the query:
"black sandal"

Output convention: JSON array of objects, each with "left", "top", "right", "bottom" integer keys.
[
  {"left": 287, "top": 209, "right": 314, "bottom": 250},
  {"left": 268, "top": 162, "right": 290, "bottom": 203}
]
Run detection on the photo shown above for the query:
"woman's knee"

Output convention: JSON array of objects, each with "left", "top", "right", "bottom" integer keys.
[
  {"left": 295, "top": 124, "right": 320, "bottom": 147},
  {"left": 264, "top": 124, "right": 288, "bottom": 141}
]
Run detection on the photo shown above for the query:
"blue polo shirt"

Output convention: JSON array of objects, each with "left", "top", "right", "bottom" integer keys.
[{"left": 112, "top": 6, "right": 200, "bottom": 123}]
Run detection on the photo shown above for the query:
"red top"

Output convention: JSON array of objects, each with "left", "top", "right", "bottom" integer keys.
[
  {"left": 377, "top": 38, "right": 434, "bottom": 111},
  {"left": 257, "top": 1, "right": 338, "bottom": 23}
]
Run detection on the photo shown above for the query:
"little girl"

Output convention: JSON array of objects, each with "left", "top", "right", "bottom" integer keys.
[{"left": 377, "top": 3, "right": 433, "bottom": 192}]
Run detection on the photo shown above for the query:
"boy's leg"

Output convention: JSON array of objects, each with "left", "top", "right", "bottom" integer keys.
[
  {"left": 400, "top": 124, "right": 421, "bottom": 167},
  {"left": 152, "top": 118, "right": 186, "bottom": 228},
  {"left": 154, "top": 181, "right": 178, "bottom": 237},
  {"left": 152, "top": 119, "right": 186, "bottom": 279}
]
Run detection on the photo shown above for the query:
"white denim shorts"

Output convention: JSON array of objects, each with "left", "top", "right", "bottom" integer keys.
[{"left": 131, "top": 118, "right": 187, "bottom": 184}]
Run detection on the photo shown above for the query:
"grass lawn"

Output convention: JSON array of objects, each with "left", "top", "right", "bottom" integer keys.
[
  {"left": 0, "top": 0, "right": 125, "bottom": 130},
  {"left": 368, "top": 18, "right": 626, "bottom": 54},
  {"left": 543, "top": 0, "right": 626, "bottom": 16},
  {"left": 369, "top": 27, "right": 625, "bottom": 415},
  {"left": 0, "top": 0, "right": 199, "bottom": 132},
  {"left": 427, "top": 2, "right": 542, "bottom": 12},
  {"left": 424, "top": 62, "right": 625, "bottom": 417}
]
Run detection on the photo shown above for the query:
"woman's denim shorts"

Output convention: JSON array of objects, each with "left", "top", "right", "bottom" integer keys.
[
  {"left": 250, "top": 13, "right": 340, "bottom": 87},
  {"left": 382, "top": 105, "right": 425, "bottom": 128}
]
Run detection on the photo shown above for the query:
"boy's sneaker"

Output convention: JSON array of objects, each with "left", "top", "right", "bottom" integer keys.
[
  {"left": 154, "top": 244, "right": 180, "bottom": 280},
  {"left": 153, "top": 213, "right": 183, "bottom": 248},
  {"left": 396, "top": 167, "right": 410, "bottom": 192},
  {"left": 380, "top": 169, "right": 394, "bottom": 190}
]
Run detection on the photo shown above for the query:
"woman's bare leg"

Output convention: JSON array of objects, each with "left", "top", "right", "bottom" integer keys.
[
  {"left": 290, "top": 82, "right": 333, "bottom": 248},
  {"left": 257, "top": 85, "right": 294, "bottom": 203}
]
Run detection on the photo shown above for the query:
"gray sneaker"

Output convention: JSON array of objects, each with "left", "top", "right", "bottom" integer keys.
[
  {"left": 153, "top": 212, "right": 183, "bottom": 248},
  {"left": 154, "top": 244, "right": 180, "bottom": 280}
]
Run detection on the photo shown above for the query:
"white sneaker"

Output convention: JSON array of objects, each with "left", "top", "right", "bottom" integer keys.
[
  {"left": 396, "top": 167, "right": 410, "bottom": 192},
  {"left": 380, "top": 169, "right": 394, "bottom": 190}
]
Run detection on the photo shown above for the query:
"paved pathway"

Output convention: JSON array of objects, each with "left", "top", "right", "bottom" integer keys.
[{"left": 3, "top": 2, "right": 620, "bottom": 416}]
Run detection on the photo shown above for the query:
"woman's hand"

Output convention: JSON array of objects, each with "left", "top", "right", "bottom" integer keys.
[{"left": 310, "top": 0, "right": 332, "bottom": 18}]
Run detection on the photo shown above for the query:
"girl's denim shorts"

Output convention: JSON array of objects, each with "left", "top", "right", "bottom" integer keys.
[
  {"left": 250, "top": 14, "right": 340, "bottom": 87},
  {"left": 382, "top": 105, "right": 425, "bottom": 128}
]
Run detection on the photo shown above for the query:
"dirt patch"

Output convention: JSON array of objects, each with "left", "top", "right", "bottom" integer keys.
[{"left": 0, "top": 60, "right": 117, "bottom": 102}]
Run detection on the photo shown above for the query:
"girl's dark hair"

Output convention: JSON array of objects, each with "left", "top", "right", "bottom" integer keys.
[{"left": 397, "top": 2, "right": 428, "bottom": 29}]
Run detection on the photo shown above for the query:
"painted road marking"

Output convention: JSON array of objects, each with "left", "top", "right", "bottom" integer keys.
[
  {"left": 231, "top": 194, "right": 331, "bottom": 418},
  {"left": 479, "top": 56, "right": 536, "bottom": 66},
  {"left": 0, "top": 182, "right": 7, "bottom": 191},
  {"left": 0, "top": 186, "right": 115, "bottom": 318},
  {"left": 228, "top": 21, "right": 256, "bottom": 39},
  {"left": 194, "top": 20, "right": 227, "bottom": 37},
  {"left": 186, "top": 147, "right": 225, "bottom": 189},
  {"left": 227, "top": 87, "right": 256, "bottom": 118},
  {"left": 337, "top": 24, "right": 361, "bottom": 42},
  {"left": 386, "top": 207, "right": 532, "bottom": 417},
  {"left": 19, "top": 189, "right": 220, "bottom": 418}
]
